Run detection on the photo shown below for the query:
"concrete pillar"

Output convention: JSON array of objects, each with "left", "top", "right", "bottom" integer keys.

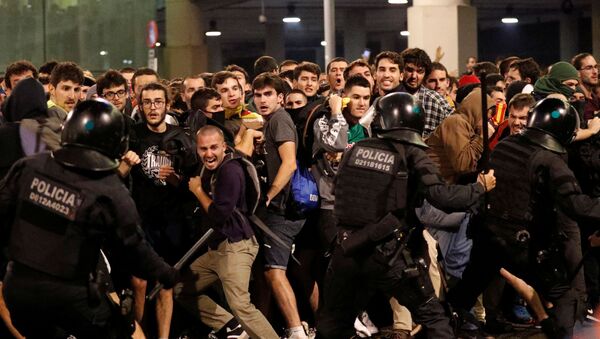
[
  {"left": 343, "top": 9, "right": 366, "bottom": 60},
  {"left": 593, "top": 1, "right": 600, "bottom": 58},
  {"left": 324, "top": 0, "right": 336, "bottom": 65},
  {"left": 560, "top": 13, "right": 579, "bottom": 61},
  {"left": 164, "top": 0, "right": 208, "bottom": 78},
  {"left": 265, "top": 23, "right": 285, "bottom": 61},
  {"left": 408, "top": 0, "right": 476, "bottom": 75},
  {"left": 207, "top": 37, "right": 222, "bottom": 71}
]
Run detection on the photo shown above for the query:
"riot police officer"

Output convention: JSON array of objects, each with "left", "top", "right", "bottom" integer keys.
[
  {"left": 317, "top": 92, "right": 496, "bottom": 338},
  {"left": 447, "top": 97, "right": 600, "bottom": 338},
  {"left": 0, "top": 99, "right": 178, "bottom": 338}
]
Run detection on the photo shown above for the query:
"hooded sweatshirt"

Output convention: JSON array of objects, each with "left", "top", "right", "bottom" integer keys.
[
  {"left": 0, "top": 78, "right": 61, "bottom": 177},
  {"left": 426, "top": 87, "right": 495, "bottom": 184}
]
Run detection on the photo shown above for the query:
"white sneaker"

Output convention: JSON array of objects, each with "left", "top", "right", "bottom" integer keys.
[
  {"left": 285, "top": 327, "right": 309, "bottom": 339},
  {"left": 302, "top": 321, "right": 317, "bottom": 339},
  {"left": 354, "top": 311, "right": 379, "bottom": 338}
]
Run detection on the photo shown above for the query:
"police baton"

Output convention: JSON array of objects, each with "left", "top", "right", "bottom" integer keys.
[{"left": 147, "top": 228, "right": 215, "bottom": 301}]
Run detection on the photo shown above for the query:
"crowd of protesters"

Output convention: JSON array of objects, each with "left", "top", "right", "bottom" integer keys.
[{"left": 1, "top": 46, "right": 600, "bottom": 339}]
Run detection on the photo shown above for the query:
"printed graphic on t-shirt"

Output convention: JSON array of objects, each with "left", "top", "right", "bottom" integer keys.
[{"left": 141, "top": 145, "right": 172, "bottom": 186}]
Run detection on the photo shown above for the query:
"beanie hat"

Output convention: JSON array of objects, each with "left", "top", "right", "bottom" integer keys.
[
  {"left": 459, "top": 75, "right": 480, "bottom": 88},
  {"left": 547, "top": 61, "right": 579, "bottom": 83}
]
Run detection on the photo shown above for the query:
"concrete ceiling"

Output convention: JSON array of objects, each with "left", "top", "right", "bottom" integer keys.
[{"left": 194, "top": 0, "right": 593, "bottom": 43}]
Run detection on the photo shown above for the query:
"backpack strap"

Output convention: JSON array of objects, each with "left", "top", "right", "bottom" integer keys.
[
  {"left": 19, "top": 122, "right": 46, "bottom": 156},
  {"left": 211, "top": 149, "right": 298, "bottom": 262}
]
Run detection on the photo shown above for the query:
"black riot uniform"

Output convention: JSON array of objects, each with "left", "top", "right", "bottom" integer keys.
[
  {"left": 447, "top": 98, "right": 600, "bottom": 338},
  {"left": 317, "top": 93, "right": 487, "bottom": 338},
  {"left": 0, "top": 99, "right": 178, "bottom": 339}
]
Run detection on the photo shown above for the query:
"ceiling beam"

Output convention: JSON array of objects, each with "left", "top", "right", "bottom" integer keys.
[{"left": 190, "top": 0, "right": 249, "bottom": 11}]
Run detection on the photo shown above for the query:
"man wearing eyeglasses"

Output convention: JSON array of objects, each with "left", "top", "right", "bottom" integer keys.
[
  {"left": 119, "top": 82, "right": 198, "bottom": 339},
  {"left": 572, "top": 53, "right": 600, "bottom": 120},
  {"left": 97, "top": 70, "right": 129, "bottom": 113}
]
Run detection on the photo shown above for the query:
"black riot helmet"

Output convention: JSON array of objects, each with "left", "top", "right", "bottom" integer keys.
[
  {"left": 53, "top": 99, "right": 129, "bottom": 171},
  {"left": 522, "top": 97, "right": 579, "bottom": 153},
  {"left": 372, "top": 92, "right": 427, "bottom": 148}
]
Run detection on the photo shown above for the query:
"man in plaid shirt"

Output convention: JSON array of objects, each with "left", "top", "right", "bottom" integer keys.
[{"left": 401, "top": 48, "right": 454, "bottom": 138}]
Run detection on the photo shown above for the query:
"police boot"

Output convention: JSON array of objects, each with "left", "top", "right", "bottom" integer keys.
[
  {"left": 483, "top": 314, "right": 514, "bottom": 334},
  {"left": 453, "top": 308, "right": 488, "bottom": 339}
]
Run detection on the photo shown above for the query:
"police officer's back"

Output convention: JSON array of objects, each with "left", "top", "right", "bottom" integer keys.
[
  {"left": 0, "top": 99, "right": 178, "bottom": 338},
  {"left": 317, "top": 93, "right": 495, "bottom": 339}
]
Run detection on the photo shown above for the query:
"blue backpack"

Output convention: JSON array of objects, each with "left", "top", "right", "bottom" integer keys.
[{"left": 286, "top": 161, "right": 319, "bottom": 220}]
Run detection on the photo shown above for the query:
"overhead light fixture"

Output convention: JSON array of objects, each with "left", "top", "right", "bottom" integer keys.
[
  {"left": 99, "top": 50, "right": 108, "bottom": 56},
  {"left": 154, "top": 42, "right": 161, "bottom": 47},
  {"left": 388, "top": 0, "right": 408, "bottom": 4},
  {"left": 283, "top": 4, "right": 301, "bottom": 23},
  {"left": 501, "top": 5, "right": 518, "bottom": 24},
  {"left": 400, "top": 30, "right": 410, "bottom": 36},
  {"left": 321, "top": 40, "right": 327, "bottom": 46},
  {"left": 205, "top": 20, "right": 222, "bottom": 37},
  {"left": 259, "top": 0, "right": 267, "bottom": 23}
]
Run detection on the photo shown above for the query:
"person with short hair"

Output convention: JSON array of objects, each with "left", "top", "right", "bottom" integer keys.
[
  {"left": 279, "top": 59, "right": 299, "bottom": 74},
  {"left": 97, "top": 70, "right": 129, "bottom": 113},
  {"left": 121, "top": 82, "right": 197, "bottom": 339},
  {"left": 572, "top": 53, "right": 600, "bottom": 120},
  {"left": 47, "top": 61, "right": 84, "bottom": 121},
  {"left": 252, "top": 73, "right": 310, "bottom": 339},
  {"left": 38, "top": 60, "right": 58, "bottom": 93},
  {"left": 344, "top": 59, "right": 375, "bottom": 93},
  {"left": 285, "top": 89, "right": 308, "bottom": 111},
  {"left": 489, "top": 93, "right": 536, "bottom": 149},
  {"left": 177, "top": 125, "right": 278, "bottom": 339},
  {"left": 186, "top": 87, "right": 235, "bottom": 144},
  {"left": 130, "top": 68, "right": 160, "bottom": 121},
  {"left": 505, "top": 58, "right": 541, "bottom": 85},
  {"left": 374, "top": 51, "right": 404, "bottom": 99},
  {"left": 181, "top": 74, "right": 206, "bottom": 110},
  {"left": 254, "top": 56, "right": 279, "bottom": 78},
  {"left": 293, "top": 62, "right": 321, "bottom": 102},
  {"left": 4, "top": 60, "right": 38, "bottom": 96},
  {"left": 326, "top": 57, "right": 348, "bottom": 94},
  {"left": 401, "top": 48, "right": 454, "bottom": 137}
]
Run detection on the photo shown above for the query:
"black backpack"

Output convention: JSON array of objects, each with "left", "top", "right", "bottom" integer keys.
[{"left": 202, "top": 148, "right": 294, "bottom": 255}]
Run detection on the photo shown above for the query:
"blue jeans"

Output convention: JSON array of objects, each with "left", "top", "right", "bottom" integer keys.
[{"left": 417, "top": 199, "right": 472, "bottom": 279}]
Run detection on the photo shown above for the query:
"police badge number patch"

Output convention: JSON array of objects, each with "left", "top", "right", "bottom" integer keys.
[
  {"left": 348, "top": 146, "right": 397, "bottom": 174},
  {"left": 24, "top": 174, "right": 83, "bottom": 221}
]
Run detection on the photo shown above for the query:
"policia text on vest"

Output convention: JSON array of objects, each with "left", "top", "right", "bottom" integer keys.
[{"left": 26, "top": 175, "right": 82, "bottom": 221}]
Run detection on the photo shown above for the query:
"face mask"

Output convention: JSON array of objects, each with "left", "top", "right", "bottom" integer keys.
[
  {"left": 286, "top": 107, "right": 303, "bottom": 118},
  {"left": 205, "top": 110, "right": 225, "bottom": 124}
]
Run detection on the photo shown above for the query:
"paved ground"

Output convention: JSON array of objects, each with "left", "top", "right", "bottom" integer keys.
[{"left": 364, "top": 319, "right": 600, "bottom": 338}]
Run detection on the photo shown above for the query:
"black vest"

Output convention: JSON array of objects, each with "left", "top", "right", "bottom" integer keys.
[
  {"left": 487, "top": 135, "right": 540, "bottom": 224},
  {"left": 9, "top": 154, "right": 116, "bottom": 280},
  {"left": 334, "top": 138, "right": 408, "bottom": 228}
]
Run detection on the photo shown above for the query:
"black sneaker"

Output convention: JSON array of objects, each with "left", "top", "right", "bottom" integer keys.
[
  {"left": 209, "top": 323, "right": 249, "bottom": 339},
  {"left": 484, "top": 316, "right": 514, "bottom": 334},
  {"left": 454, "top": 309, "right": 488, "bottom": 339},
  {"left": 224, "top": 324, "right": 249, "bottom": 339}
]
